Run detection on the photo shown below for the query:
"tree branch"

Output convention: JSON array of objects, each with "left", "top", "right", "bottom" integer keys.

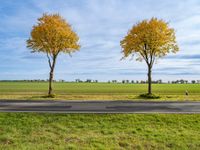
[
  {"left": 151, "top": 56, "right": 156, "bottom": 68},
  {"left": 140, "top": 52, "right": 148, "bottom": 64},
  {"left": 143, "top": 43, "right": 150, "bottom": 66},
  {"left": 149, "top": 48, "right": 156, "bottom": 68}
]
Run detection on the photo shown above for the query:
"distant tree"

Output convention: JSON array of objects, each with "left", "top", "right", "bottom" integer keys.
[
  {"left": 121, "top": 18, "right": 179, "bottom": 95},
  {"left": 86, "top": 79, "right": 92, "bottom": 83},
  {"left": 112, "top": 80, "right": 117, "bottom": 83},
  {"left": 191, "top": 80, "right": 196, "bottom": 84},
  {"left": 157, "top": 79, "right": 162, "bottom": 84},
  {"left": 75, "top": 79, "right": 80, "bottom": 83},
  {"left": 59, "top": 79, "right": 65, "bottom": 83},
  {"left": 180, "top": 79, "right": 184, "bottom": 84},
  {"left": 27, "top": 13, "right": 80, "bottom": 97}
]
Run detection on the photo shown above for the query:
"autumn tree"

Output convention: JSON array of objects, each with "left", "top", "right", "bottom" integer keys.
[
  {"left": 120, "top": 18, "right": 179, "bottom": 95},
  {"left": 27, "top": 13, "right": 80, "bottom": 97}
]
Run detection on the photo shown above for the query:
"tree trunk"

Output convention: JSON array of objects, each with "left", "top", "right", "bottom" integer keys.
[
  {"left": 48, "top": 56, "right": 57, "bottom": 97},
  {"left": 147, "top": 65, "right": 152, "bottom": 95},
  {"left": 48, "top": 69, "right": 54, "bottom": 96}
]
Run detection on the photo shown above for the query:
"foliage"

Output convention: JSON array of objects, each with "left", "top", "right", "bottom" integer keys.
[
  {"left": 120, "top": 17, "right": 179, "bottom": 63},
  {"left": 27, "top": 13, "right": 80, "bottom": 55}
]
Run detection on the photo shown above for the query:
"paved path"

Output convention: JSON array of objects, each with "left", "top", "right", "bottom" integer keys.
[{"left": 0, "top": 100, "right": 200, "bottom": 113}]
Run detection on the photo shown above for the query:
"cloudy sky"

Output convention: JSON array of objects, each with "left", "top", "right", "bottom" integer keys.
[{"left": 0, "top": 0, "right": 200, "bottom": 81}]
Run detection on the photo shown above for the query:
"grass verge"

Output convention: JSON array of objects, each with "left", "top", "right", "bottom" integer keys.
[
  {"left": 0, "top": 113, "right": 200, "bottom": 149},
  {"left": 0, "top": 94, "right": 198, "bottom": 101}
]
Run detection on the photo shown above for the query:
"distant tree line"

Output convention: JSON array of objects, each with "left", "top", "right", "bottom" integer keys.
[
  {"left": 1, "top": 79, "right": 200, "bottom": 84},
  {"left": 0, "top": 79, "right": 64, "bottom": 82},
  {"left": 74, "top": 79, "right": 200, "bottom": 84}
]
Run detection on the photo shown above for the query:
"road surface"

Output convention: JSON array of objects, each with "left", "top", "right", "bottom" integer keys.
[{"left": 0, "top": 100, "right": 200, "bottom": 113}]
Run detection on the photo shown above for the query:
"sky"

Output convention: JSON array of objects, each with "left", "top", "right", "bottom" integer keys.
[{"left": 0, "top": 0, "right": 200, "bottom": 82}]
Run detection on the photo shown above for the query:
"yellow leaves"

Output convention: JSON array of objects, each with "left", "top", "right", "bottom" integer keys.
[
  {"left": 120, "top": 17, "right": 179, "bottom": 65},
  {"left": 27, "top": 13, "right": 80, "bottom": 55},
  {"left": 27, "top": 14, "right": 179, "bottom": 70}
]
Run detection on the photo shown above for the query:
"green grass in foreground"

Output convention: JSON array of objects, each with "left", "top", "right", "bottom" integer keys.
[
  {"left": 0, "top": 82, "right": 200, "bottom": 100},
  {"left": 0, "top": 114, "right": 199, "bottom": 149}
]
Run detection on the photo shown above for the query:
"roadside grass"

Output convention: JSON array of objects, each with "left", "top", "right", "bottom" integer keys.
[
  {"left": 0, "top": 82, "right": 200, "bottom": 101},
  {"left": 0, "top": 113, "right": 199, "bottom": 149},
  {"left": 0, "top": 94, "right": 199, "bottom": 101}
]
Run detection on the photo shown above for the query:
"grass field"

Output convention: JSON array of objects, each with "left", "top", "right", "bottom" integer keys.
[
  {"left": 0, "top": 83, "right": 200, "bottom": 149},
  {"left": 0, "top": 82, "right": 200, "bottom": 100},
  {"left": 0, "top": 113, "right": 199, "bottom": 149}
]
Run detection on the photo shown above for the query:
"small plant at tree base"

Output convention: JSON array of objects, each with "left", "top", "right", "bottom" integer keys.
[
  {"left": 120, "top": 18, "right": 179, "bottom": 95},
  {"left": 139, "top": 93, "right": 161, "bottom": 99},
  {"left": 48, "top": 94, "right": 56, "bottom": 98},
  {"left": 27, "top": 13, "right": 80, "bottom": 97}
]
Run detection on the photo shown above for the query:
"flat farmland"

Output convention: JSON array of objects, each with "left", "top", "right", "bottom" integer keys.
[{"left": 0, "top": 82, "right": 200, "bottom": 100}]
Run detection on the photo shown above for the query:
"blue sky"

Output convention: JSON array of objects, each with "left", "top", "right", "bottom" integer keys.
[{"left": 0, "top": 0, "right": 200, "bottom": 81}]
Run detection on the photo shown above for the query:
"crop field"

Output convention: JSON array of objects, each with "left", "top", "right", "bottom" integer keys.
[{"left": 0, "top": 82, "right": 200, "bottom": 100}]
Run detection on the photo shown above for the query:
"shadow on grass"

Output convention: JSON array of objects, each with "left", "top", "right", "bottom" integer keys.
[
  {"left": 25, "top": 95, "right": 57, "bottom": 100},
  {"left": 42, "top": 94, "right": 56, "bottom": 98}
]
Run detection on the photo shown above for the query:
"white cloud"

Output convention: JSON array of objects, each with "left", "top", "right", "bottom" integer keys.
[{"left": 0, "top": 0, "right": 200, "bottom": 81}]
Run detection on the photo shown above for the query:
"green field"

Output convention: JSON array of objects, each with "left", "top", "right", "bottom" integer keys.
[
  {"left": 0, "top": 113, "right": 199, "bottom": 149},
  {"left": 0, "top": 82, "right": 200, "bottom": 100},
  {"left": 1, "top": 83, "right": 200, "bottom": 149}
]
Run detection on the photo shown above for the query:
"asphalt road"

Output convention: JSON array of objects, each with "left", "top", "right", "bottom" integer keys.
[{"left": 0, "top": 100, "right": 200, "bottom": 113}]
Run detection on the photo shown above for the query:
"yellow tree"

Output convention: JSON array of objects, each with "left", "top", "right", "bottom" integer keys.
[
  {"left": 27, "top": 13, "right": 80, "bottom": 97},
  {"left": 120, "top": 18, "right": 179, "bottom": 95}
]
